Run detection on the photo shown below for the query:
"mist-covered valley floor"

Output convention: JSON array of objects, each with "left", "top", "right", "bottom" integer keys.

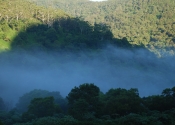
[{"left": 0, "top": 46, "right": 175, "bottom": 107}]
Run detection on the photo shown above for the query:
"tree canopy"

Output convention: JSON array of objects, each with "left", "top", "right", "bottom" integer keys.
[
  {"left": 67, "top": 83, "right": 101, "bottom": 120},
  {"left": 27, "top": 0, "right": 175, "bottom": 56},
  {"left": 15, "top": 89, "right": 67, "bottom": 113},
  {"left": 0, "top": 84, "right": 175, "bottom": 125}
]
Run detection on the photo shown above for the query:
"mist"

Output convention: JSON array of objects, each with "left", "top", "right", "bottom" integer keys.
[{"left": 0, "top": 46, "right": 175, "bottom": 107}]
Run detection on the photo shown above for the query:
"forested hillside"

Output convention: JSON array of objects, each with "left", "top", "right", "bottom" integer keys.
[
  {"left": 27, "top": 0, "right": 175, "bottom": 56},
  {"left": 0, "top": 0, "right": 175, "bottom": 125},
  {"left": 0, "top": 0, "right": 68, "bottom": 52},
  {"left": 0, "top": 0, "right": 140, "bottom": 53}
]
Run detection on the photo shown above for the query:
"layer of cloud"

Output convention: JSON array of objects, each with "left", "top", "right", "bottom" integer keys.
[{"left": 0, "top": 46, "right": 175, "bottom": 107}]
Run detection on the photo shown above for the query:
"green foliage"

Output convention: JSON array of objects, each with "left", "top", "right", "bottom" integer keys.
[
  {"left": 0, "top": 22, "right": 11, "bottom": 32},
  {"left": 67, "top": 83, "right": 100, "bottom": 104},
  {"left": 1, "top": 85, "right": 175, "bottom": 124},
  {"left": 13, "top": 116, "right": 79, "bottom": 125},
  {"left": 59, "top": 115, "right": 78, "bottom": 125},
  {"left": 143, "top": 95, "right": 165, "bottom": 111},
  {"left": 102, "top": 88, "right": 143, "bottom": 116},
  {"left": 67, "top": 83, "right": 101, "bottom": 120},
  {"left": 143, "top": 86, "right": 175, "bottom": 112},
  {"left": 0, "top": 111, "right": 7, "bottom": 124},
  {"left": 117, "top": 114, "right": 148, "bottom": 125},
  {"left": 0, "top": 109, "right": 22, "bottom": 125},
  {"left": 30, "top": 0, "right": 175, "bottom": 56},
  {"left": 16, "top": 89, "right": 67, "bottom": 113},
  {"left": 27, "top": 97, "right": 55, "bottom": 117},
  {"left": 11, "top": 17, "right": 127, "bottom": 52},
  {"left": 22, "top": 96, "right": 62, "bottom": 122},
  {"left": 32, "top": 116, "right": 60, "bottom": 125},
  {"left": 0, "top": 0, "right": 69, "bottom": 51},
  {"left": 69, "top": 99, "right": 89, "bottom": 120},
  {"left": 0, "top": 0, "right": 140, "bottom": 53}
]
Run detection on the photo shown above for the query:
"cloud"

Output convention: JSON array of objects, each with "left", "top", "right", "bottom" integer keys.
[{"left": 0, "top": 46, "right": 175, "bottom": 107}]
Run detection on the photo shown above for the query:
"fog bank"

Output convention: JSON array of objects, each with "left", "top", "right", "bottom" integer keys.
[{"left": 0, "top": 46, "right": 175, "bottom": 106}]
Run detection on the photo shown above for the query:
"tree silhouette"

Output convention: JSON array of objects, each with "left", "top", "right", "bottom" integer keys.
[
  {"left": 10, "top": 17, "right": 137, "bottom": 52},
  {"left": 67, "top": 83, "right": 101, "bottom": 120}
]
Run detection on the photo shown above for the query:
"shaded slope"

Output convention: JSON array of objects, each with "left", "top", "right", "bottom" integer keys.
[
  {"left": 11, "top": 17, "right": 138, "bottom": 52},
  {"left": 27, "top": 0, "right": 175, "bottom": 56}
]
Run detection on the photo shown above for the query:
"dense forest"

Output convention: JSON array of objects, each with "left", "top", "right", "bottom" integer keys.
[
  {"left": 0, "top": 83, "right": 175, "bottom": 125},
  {"left": 0, "top": 0, "right": 175, "bottom": 124},
  {"left": 0, "top": 0, "right": 140, "bottom": 53},
  {"left": 1, "top": 0, "right": 175, "bottom": 56},
  {"left": 0, "top": 0, "right": 69, "bottom": 52},
  {"left": 27, "top": 0, "right": 175, "bottom": 57}
]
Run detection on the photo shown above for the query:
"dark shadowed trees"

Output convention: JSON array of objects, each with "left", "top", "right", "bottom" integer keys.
[
  {"left": 22, "top": 96, "right": 62, "bottom": 122},
  {"left": 143, "top": 86, "right": 175, "bottom": 112},
  {"left": 103, "top": 88, "right": 143, "bottom": 116},
  {"left": 66, "top": 83, "right": 101, "bottom": 120},
  {"left": 27, "top": 96, "right": 56, "bottom": 117},
  {"left": 16, "top": 89, "right": 67, "bottom": 113}
]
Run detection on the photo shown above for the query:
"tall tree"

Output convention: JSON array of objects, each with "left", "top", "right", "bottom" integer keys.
[
  {"left": 67, "top": 83, "right": 101, "bottom": 120},
  {"left": 103, "top": 88, "right": 142, "bottom": 116}
]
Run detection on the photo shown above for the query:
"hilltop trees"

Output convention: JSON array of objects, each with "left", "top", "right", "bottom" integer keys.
[
  {"left": 66, "top": 83, "right": 101, "bottom": 120},
  {"left": 143, "top": 86, "right": 175, "bottom": 112},
  {"left": 66, "top": 84, "right": 175, "bottom": 122},
  {"left": 1, "top": 0, "right": 175, "bottom": 55},
  {"left": 11, "top": 16, "right": 134, "bottom": 52},
  {"left": 0, "top": 0, "right": 143, "bottom": 53},
  {"left": 0, "top": 84, "right": 175, "bottom": 124},
  {"left": 30, "top": 0, "right": 175, "bottom": 56},
  {"left": 103, "top": 88, "right": 143, "bottom": 116}
]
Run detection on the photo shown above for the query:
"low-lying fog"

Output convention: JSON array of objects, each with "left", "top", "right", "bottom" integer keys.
[{"left": 0, "top": 46, "right": 175, "bottom": 107}]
